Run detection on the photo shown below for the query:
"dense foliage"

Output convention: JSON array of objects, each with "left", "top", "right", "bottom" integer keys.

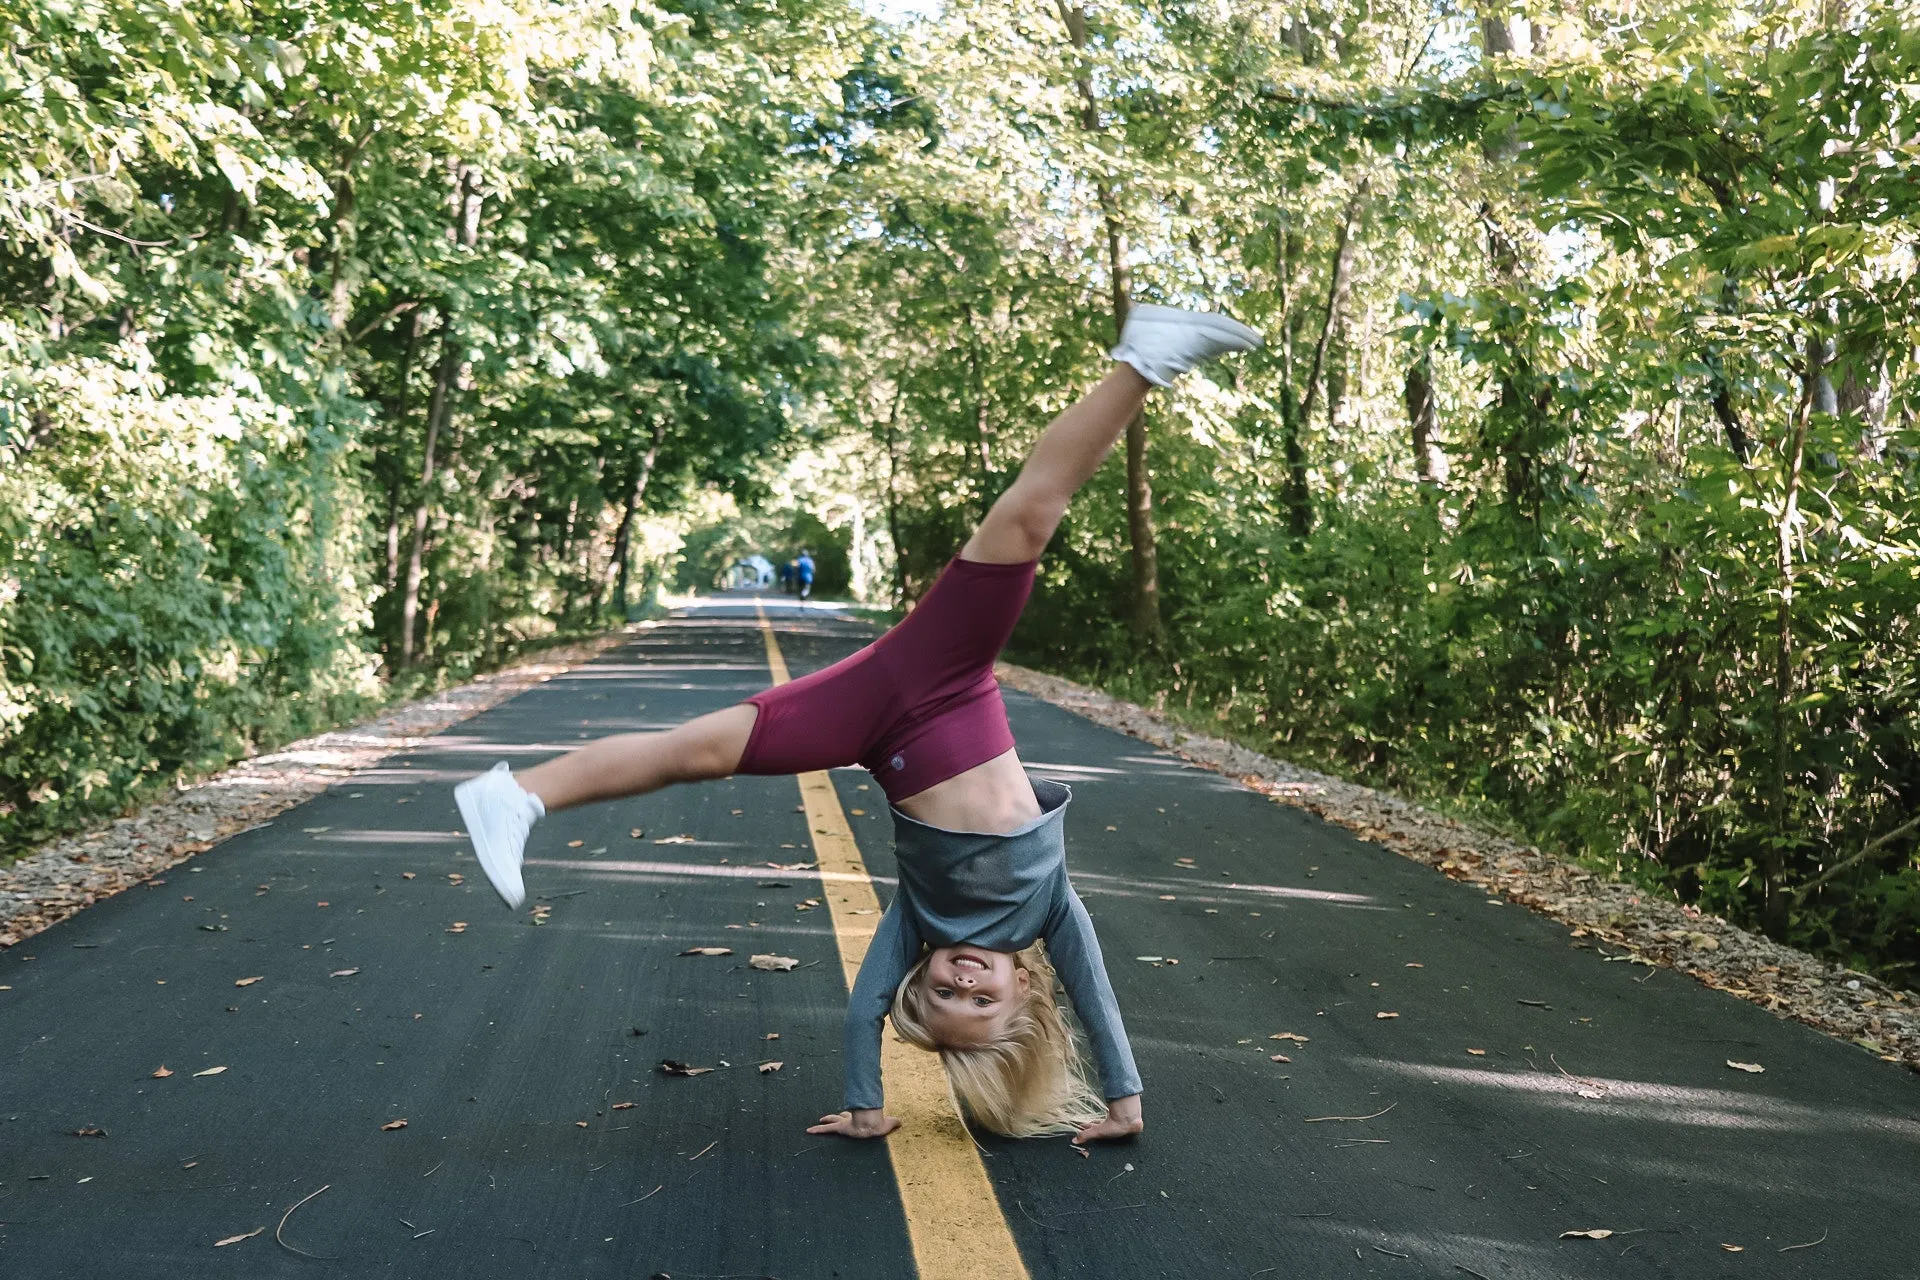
[
  {"left": 0, "top": 0, "right": 839, "bottom": 848},
  {"left": 793, "top": 0, "right": 1920, "bottom": 976},
  {"left": 3, "top": 0, "right": 1915, "bottom": 975}
]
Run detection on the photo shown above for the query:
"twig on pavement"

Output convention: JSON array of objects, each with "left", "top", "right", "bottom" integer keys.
[
  {"left": 1304, "top": 1103, "right": 1396, "bottom": 1123},
  {"left": 275, "top": 1183, "right": 338, "bottom": 1260}
]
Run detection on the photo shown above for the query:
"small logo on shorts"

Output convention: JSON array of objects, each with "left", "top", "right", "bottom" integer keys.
[{"left": 889, "top": 754, "right": 906, "bottom": 772}]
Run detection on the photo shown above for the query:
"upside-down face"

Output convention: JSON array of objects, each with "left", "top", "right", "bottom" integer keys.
[{"left": 918, "top": 946, "right": 1031, "bottom": 1048}]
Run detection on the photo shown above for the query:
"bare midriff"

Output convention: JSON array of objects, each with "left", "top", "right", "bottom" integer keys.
[{"left": 891, "top": 747, "right": 1043, "bottom": 836}]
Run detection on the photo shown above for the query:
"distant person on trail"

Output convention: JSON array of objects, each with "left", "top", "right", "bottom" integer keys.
[
  {"left": 456, "top": 305, "right": 1261, "bottom": 1143},
  {"left": 777, "top": 559, "right": 793, "bottom": 594},
  {"left": 795, "top": 549, "right": 816, "bottom": 600}
]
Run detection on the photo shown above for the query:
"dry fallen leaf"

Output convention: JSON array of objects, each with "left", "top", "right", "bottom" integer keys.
[
  {"left": 764, "top": 1033, "right": 781, "bottom": 1041},
  {"left": 214, "top": 1227, "right": 264, "bottom": 1247},
  {"left": 1721, "top": 1244, "right": 1745, "bottom": 1252},
  {"left": 679, "top": 946, "right": 734, "bottom": 957},
  {"left": 1157, "top": 895, "right": 1177, "bottom": 901},
  {"left": 329, "top": 968, "right": 359, "bottom": 978},
  {"left": 612, "top": 1102, "right": 636, "bottom": 1111},
  {"left": 381, "top": 1119, "right": 408, "bottom": 1131},
  {"left": 1270, "top": 1032, "right": 1311, "bottom": 1043},
  {"left": 659, "top": 1060, "right": 714, "bottom": 1077},
  {"left": 73, "top": 1126, "right": 107, "bottom": 1137},
  {"left": 654, "top": 834, "right": 695, "bottom": 845},
  {"left": 1559, "top": 1229, "right": 1613, "bottom": 1240},
  {"left": 1405, "top": 962, "right": 1424, "bottom": 969},
  {"left": 446, "top": 922, "right": 468, "bottom": 934},
  {"left": 758, "top": 1061, "right": 783, "bottom": 1074},
  {"left": 630, "top": 828, "right": 645, "bottom": 838},
  {"left": 1467, "top": 1048, "right": 1487, "bottom": 1056},
  {"left": 234, "top": 976, "right": 263, "bottom": 987},
  {"left": 849, "top": 809, "right": 865, "bottom": 817},
  {"left": 447, "top": 873, "right": 464, "bottom": 885},
  {"left": 1726, "top": 1060, "right": 1766, "bottom": 1074},
  {"left": 401, "top": 872, "right": 416, "bottom": 880},
  {"left": 194, "top": 1066, "right": 227, "bottom": 1077},
  {"left": 1135, "top": 956, "right": 1164, "bottom": 963},
  {"left": 1270, "top": 1054, "right": 1292, "bottom": 1064},
  {"left": 1376, "top": 1012, "right": 1400, "bottom": 1020},
  {"left": 749, "top": 954, "right": 799, "bottom": 972},
  {"left": 152, "top": 1065, "right": 173, "bottom": 1078},
  {"left": 575, "top": 1121, "right": 588, "bottom": 1129}
]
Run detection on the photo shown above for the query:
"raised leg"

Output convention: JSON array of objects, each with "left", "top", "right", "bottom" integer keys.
[
  {"left": 963, "top": 306, "right": 1262, "bottom": 565},
  {"left": 962, "top": 366, "right": 1153, "bottom": 565},
  {"left": 515, "top": 703, "right": 757, "bottom": 813}
]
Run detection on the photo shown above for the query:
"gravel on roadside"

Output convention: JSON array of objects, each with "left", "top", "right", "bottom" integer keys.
[
  {"left": 0, "top": 630, "right": 631, "bottom": 949},
  {"left": 997, "top": 661, "right": 1920, "bottom": 1074}
]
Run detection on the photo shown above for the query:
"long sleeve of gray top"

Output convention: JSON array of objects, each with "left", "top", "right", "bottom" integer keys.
[
  {"left": 1042, "top": 874, "right": 1143, "bottom": 1102},
  {"left": 843, "top": 896, "right": 920, "bottom": 1112}
]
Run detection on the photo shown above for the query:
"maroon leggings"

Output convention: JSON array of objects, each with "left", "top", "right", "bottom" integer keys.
[{"left": 736, "top": 556, "right": 1036, "bottom": 805}]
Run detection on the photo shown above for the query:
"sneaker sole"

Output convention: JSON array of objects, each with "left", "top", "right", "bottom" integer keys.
[
  {"left": 1130, "top": 303, "right": 1264, "bottom": 350},
  {"left": 455, "top": 783, "right": 526, "bottom": 910}
]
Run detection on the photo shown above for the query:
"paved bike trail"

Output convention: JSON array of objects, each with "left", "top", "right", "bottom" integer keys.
[{"left": 2, "top": 597, "right": 1916, "bottom": 1279}]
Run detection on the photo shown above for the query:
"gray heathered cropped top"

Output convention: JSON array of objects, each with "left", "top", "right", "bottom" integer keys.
[{"left": 842, "top": 778, "right": 1143, "bottom": 1112}]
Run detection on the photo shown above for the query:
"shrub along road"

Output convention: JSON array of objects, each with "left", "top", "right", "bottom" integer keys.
[{"left": 2, "top": 598, "right": 1916, "bottom": 1279}]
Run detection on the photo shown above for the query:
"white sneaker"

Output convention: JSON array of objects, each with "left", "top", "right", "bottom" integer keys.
[
  {"left": 454, "top": 762, "right": 544, "bottom": 909},
  {"left": 1110, "top": 304, "right": 1263, "bottom": 387}
]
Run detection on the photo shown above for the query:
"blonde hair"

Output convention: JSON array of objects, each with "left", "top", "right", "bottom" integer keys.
[{"left": 889, "top": 941, "right": 1107, "bottom": 1137}]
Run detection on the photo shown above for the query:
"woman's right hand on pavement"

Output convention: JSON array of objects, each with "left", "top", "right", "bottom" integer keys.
[{"left": 807, "top": 1108, "right": 901, "bottom": 1139}]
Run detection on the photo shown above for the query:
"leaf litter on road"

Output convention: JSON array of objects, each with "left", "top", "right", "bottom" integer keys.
[
  {"left": 750, "top": 954, "right": 798, "bottom": 971},
  {"left": 680, "top": 946, "right": 732, "bottom": 957},
  {"left": 214, "top": 1227, "right": 264, "bottom": 1247},
  {"left": 659, "top": 1060, "right": 714, "bottom": 1077}
]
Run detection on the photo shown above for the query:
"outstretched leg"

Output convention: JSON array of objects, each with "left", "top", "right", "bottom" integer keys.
[
  {"left": 515, "top": 703, "right": 757, "bottom": 812},
  {"left": 963, "top": 366, "right": 1153, "bottom": 565}
]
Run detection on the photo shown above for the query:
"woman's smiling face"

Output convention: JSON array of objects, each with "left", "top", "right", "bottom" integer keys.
[{"left": 919, "top": 946, "right": 1030, "bottom": 1047}]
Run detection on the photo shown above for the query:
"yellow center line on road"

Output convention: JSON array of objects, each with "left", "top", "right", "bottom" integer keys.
[{"left": 754, "top": 599, "right": 1030, "bottom": 1280}]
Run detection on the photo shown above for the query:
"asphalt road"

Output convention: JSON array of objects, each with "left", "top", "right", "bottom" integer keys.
[{"left": 3, "top": 596, "right": 1917, "bottom": 1279}]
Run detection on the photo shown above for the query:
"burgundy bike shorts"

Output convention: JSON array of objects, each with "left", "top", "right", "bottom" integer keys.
[{"left": 736, "top": 556, "right": 1037, "bottom": 805}]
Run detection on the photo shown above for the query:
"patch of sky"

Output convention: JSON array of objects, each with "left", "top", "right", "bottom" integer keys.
[{"left": 863, "top": 0, "right": 940, "bottom": 24}]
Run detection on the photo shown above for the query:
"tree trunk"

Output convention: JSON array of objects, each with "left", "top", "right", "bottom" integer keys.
[
  {"left": 1280, "top": 386, "right": 1311, "bottom": 539},
  {"left": 1058, "top": 0, "right": 1160, "bottom": 641},
  {"left": 383, "top": 481, "right": 402, "bottom": 590},
  {"left": 324, "top": 172, "right": 357, "bottom": 333},
  {"left": 397, "top": 162, "right": 482, "bottom": 668},
  {"left": 1478, "top": 10, "right": 1533, "bottom": 160},
  {"left": 1764, "top": 343, "right": 1818, "bottom": 935},
  {"left": 1297, "top": 181, "right": 1369, "bottom": 504},
  {"left": 1273, "top": 227, "right": 1313, "bottom": 539},
  {"left": 399, "top": 331, "right": 460, "bottom": 667},
  {"left": 884, "top": 383, "right": 908, "bottom": 605},
  {"left": 608, "top": 418, "right": 667, "bottom": 617},
  {"left": 1405, "top": 355, "right": 1447, "bottom": 487},
  {"left": 960, "top": 314, "right": 995, "bottom": 520}
]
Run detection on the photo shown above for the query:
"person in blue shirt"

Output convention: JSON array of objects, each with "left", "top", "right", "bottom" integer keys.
[{"left": 795, "top": 549, "right": 816, "bottom": 600}]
